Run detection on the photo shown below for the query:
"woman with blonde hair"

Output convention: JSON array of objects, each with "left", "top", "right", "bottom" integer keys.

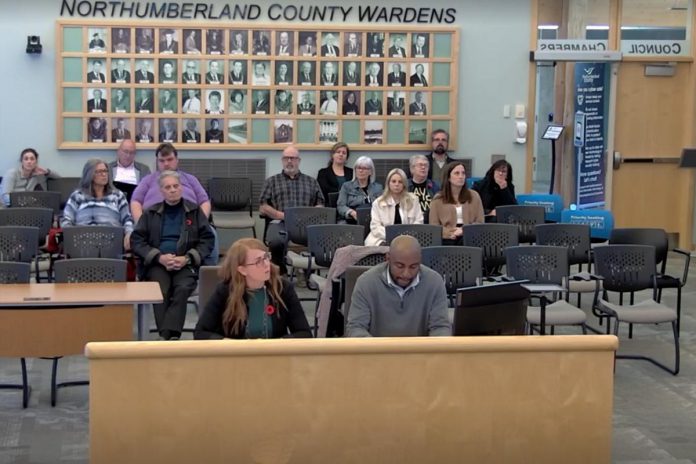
[
  {"left": 365, "top": 168, "right": 423, "bottom": 246},
  {"left": 194, "top": 238, "right": 312, "bottom": 339}
]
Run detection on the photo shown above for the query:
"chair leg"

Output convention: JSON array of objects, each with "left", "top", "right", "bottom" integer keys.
[
  {"left": 672, "top": 320, "right": 680, "bottom": 375},
  {"left": 50, "top": 356, "right": 89, "bottom": 407},
  {"left": 0, "top": 357, "right": 31, "bottom": 408},
  {"left": 676, "top": 287, "right": 682, "bottom": 336},
  {"left": 628, "top": 323, "right": 633, "bottom": 339},
  {"left": 581, "top": 324, "right": 587, "bottom": 335}
]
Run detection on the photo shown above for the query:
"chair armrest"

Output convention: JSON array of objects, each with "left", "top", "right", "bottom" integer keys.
[{"left": 671, "top": 247, "right": 691, "bottom": 285}]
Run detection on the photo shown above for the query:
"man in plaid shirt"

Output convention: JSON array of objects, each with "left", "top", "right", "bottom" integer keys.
[{"left": 260, "top": 145, "right": 325, "bottom": 274}]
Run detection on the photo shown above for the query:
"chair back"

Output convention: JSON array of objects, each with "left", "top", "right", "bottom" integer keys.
[
  {"left": 327, "top": 192, "right": 339, "bottom": 208},
  {"left": 505, "top": 245, "right": 568, "bottom": 285},
  {"left": 199, "top": 265, "right": 222, "bottom": 310},
  {"left": 385, "top": 224, "right": 442, "bottom": 247},
  {"left": 516, "top": 194, "right": 564, "bottom": 222},
  {"left": 560, "top": 208, "right": 614, "bottom": 241},
  {"left": 343, "top": 265, "right": 372, "bottom": 321},
  {"left": 609, "top": 228, "right": 668, "bottom": 273},
  {"left": 62, "top": 226, "right": 124, "bottom": 259},
  {"left": 284, "top": 207, "right": 336, "bottom": 246},
  {"left": 0, "top": 226, "right": 39, "bottom": 262},
  {"left": 0, "top": 261, "right": 31, "bottom": 283},
  {"left": 307, "top": 224, "right": 364, "bottom": 268},
  {"left": 495, "top": 205, "right": 545, "bottom": 243},
  {"left": 421, "top": 246, "right": 482, "bottom": 295},
  {"left": 462, "top": 223, "right": 519, "bottom": 270},
  {"left": 593, "top": 244, "right": 656, "bottom": 293},
  {"left": 355, "top": 205, "right": 372, "bottom": 239},
  {"left": 47, "top": 177, "right": 80, "bottom": 210},
  {"left": 0, "top": 208, "right": 53, "bottom": 245},
  {"left": 53, "top": 258, "right": 127, "bottom": 283},
  {"left": 535, "top": 223, "right": 591, "bottom": 267},
  {"left": 9, "top": 191, "right": 62, "bottom": 214},
  {"left": 208, "top": 178, "right": 253, "bottom": 213},
  {"left": 354, "top": 252, "right": 386, "bottom": 267}
]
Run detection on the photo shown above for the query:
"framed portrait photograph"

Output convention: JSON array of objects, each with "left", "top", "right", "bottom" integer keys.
[
  {"left": 182, "top": 88, "right": 202, "bottom": 114},
  {"left": 205, "top": 59, "right": 225, "bottom": 84},
  {"left": 135, "top": 118, "right": 154, "bottom": 143},
  {"left": 228, "top": 59, "right": 247, "bottom": 85},
  {"left": 343, "top": 61, "right": 361, "bottom": 86},
  {"left": 181, "top": 59, "right": 201, "bottom": 84},
  {"left": 411, "top": 33, "right": 430, "bottom": 58},
  {"left": 206, "top": 29, "right": 225, "bottom": 54},
  {"left": 227, "top": 119, "right": 248, "bottom": 144},
  {"left": 183, "top": 29, "right": 202, "bottom": 54},
  {"left": 388, "top": 33, "right": 408, "bottom": 58},
  {"left": 320, "top": 32, "right": 340, "bottom": 57},
  {"left": 159, "top": 88, "right": 178, "bottom": 113},
  {"left": 229, "top": 89, "right": 247, "bottom": 114},
  {"left": 88, "top": 28, "right": 107, "bottom": 53},
  {"left": 409, "top": 91, "right": 428, "bottom": 115},
  {"left": 320, "top": 61, "right": 339, "bottom": 86},
  {"left": 135, "top": 88, "right": 154, "bottom": 113},
  {"left": 86, "top": 58, "right": 107, "bottom": 83},
  {"left": 342, "top": 90, "right": 360, "bottom": 115},
  {"left": 110, "top": 58, "right": 131, "bottom": 83},
  {"left": 364, "top": 90, "right": 383, "bottom": 115},
  {"left": 276, "top": 31, "right": 294, "bottom": 56},
  {"left": 366, "top": 32, "right": 384, "bottom": 57},
  {"left": 364, "top": 120, "right": 384, "bottom": 145},
  {"left": 205, "top": 89, "right": 225, "bottom": 114},
  {"left": 297, "top": 61, "right": 315, "bottom": 86},
  {"left": 206, "top": 118, "right": 224, "bottom": 143},
  {"left": 319, "top": 90, "right": 338, "bottom": 116},
  {"left": 135, "top": 59, "right": 154, "bottom": 83},
  {"left": 275, "top": 89, "right": 293, "bottom": 115},
  {"left": 275, "top": 61, "right": 293, "bottom": 85},
  {"left": 296, "top": 91, "right": 316, "bottom": 115},
  {"left": 409, "top": 63, "right": 429, "bottom": 87},
  {"left": 111, "top": 117, "right": 131, "bottom": 142},
  {"left": 159, "top": 28, "right": 179, "bottom": 54},
  {"left": 251, "top": 60, "right": 271, "bottom": 85},
  {"left": 229, "top": 29, "right": 248, "bottom": 55},
  {"left": 111, "top": 28, "right": 130, "bottom": 53},
  {"left": 252, "top": 89, "right": 270, "bottom": 114},
  {"left": 387, "top": 90, "right": 406, "bottom": 115},
  {"left": 387, "top": 62, "right": 406, "bottom": 87},
  {"left": 319, "top": 120, "right": 339, "bottom": 144},
  {"left": 86, "top": 88, "right": 107, "bottom": 113},
  {"left": 298, "top": 31, "right": 317, "bottom": 56},
  {"left": 111, "top": 88, "right": 131, "bottom": 113},
  {"left": 87, "top": 117, "right": 107, "bottom": 142},
  {"left": 158, "top": 118, "right": 178, "bottom": 143},
  {"left": 344, "top": 32, "right": 362, "bottom": 56},
  {"left": 365, "top": 62, "right": 384, "bottom": 87},
  {"left": 408, "top": 120, "right": 428, "bottom": 144},
  {"left": 273, "top": 119, "right": 294, "bottom": 144},
  {"left": 159, "top": 59, "right": 178, "bottom": 84},
  {"left": 135, "top": 28, "right": 155, "bottom": 53},
  {"left": 252, "top": 30, "right": 271, "bottom": 55},
  {"left": 182, "top": 118, "right": 201, "bottom": 143}
]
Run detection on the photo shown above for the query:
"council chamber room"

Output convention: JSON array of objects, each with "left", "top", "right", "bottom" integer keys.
[{"left": 0, "top": 0, "right": 695, "bottom": 463}]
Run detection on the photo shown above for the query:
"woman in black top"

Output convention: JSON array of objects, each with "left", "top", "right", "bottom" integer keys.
[
  {"left": 316, "top": 142, "right": 354, "bottom": 206},
  {"left": 472, "top": 160, "right": 517, "bottom": 218},
  {"left": 194, "top": 238, "right": 312, "bottom": 339}
]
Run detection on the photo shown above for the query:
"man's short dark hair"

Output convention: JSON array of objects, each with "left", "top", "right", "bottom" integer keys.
[
  {"left": 156, "top": 142, "right": 178, "bottom": 158},
  {"left": 431, "top": 129, "right": 449, "bottom": 141}
]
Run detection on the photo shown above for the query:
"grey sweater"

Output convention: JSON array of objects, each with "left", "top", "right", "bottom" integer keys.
[{"left": 346, "top": 262, "right": 451, "bottom": 337}]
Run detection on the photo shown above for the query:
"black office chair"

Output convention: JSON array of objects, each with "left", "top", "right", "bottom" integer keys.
[
  {"left": 385, "top": 224, "right": 442, "bottom": 247},
  {"left": 496, "top": 205, "right": 545, "bottom": 244},
  {"left": 47, "top": 177, "right": 81, "bottom": 210},
  {"left": 9, "top": 191, "right": 62, "bottom": 215},
  {"left": 421, "top": 246, "right": 482, "bottom": 305},
  {"left": 208, "top": 177, "right": 256, "bottom": 238},
  {"left": 0, "top": 208, "right": 54, "bottom": 282},
  {"left": 283, "top": 207, "right": 336, "bottom": 282},
  {"left": 62, "top": 226, "right": 125, "bottom": 259},
  {"left": 0, "top": 226, "right": 39, "bottom": 263},
  {"left": 462, "top": 223, "right": 519, "bottom": 276}
]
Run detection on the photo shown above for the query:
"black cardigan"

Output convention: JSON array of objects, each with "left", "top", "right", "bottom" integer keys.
[
  {"left": 472, "top": 177, "right": 517, "bottom": 214},
  {"left": 194, "top": 278, "right": 312, "bottom": 339},
  {"left": 317, "top": 166, "right": 354, "bottom": 204}
]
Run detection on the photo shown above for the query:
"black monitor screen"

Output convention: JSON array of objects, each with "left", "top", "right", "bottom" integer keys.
[{"left": 453, "top": 282, "right": 530, "bottom": 336}]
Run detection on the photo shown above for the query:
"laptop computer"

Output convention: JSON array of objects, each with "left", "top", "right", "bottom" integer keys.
[{"left": 453, "top": 282, "right": 530, "bottom": 336}]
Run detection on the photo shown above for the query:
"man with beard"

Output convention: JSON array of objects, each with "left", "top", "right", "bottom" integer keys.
[{"left": 426, "top": 129, "right": 455, "bottom": 184}]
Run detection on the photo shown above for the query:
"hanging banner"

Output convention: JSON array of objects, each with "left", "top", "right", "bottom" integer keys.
[{"left": 573, "top": 62, "right": 608, "bottom": 209}]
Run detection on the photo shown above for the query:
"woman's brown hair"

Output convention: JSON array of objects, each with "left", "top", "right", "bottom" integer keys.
[{"left": 435, "top": 161, "right": 472, "bottom": 205}]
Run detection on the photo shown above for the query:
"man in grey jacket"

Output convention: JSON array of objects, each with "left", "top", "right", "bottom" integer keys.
[{"left": 346, "top": 235, "right": 451, "bottom": 337}]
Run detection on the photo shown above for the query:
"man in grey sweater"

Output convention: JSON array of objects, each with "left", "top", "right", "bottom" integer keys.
[{"left": 346, "top": 235, "right": 451, "bottom": 337}]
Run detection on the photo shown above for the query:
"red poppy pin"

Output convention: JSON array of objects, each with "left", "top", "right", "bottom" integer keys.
[
  {"left": 185, "top": 218, "right": 192, "bottom": 226},
  {"left": 265, "top": 304, "right": 275, "bottom": 315}
]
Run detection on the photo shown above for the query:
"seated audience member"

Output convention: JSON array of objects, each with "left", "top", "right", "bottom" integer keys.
[
  {"left": 346, "top": 235, "right": 450, "bottom": 337},
  {"left": 429, "top": 162, "right": 484, "bottom": 245},
  {"left": 407, "top": 154, "right": 440, "bottom": 223},
  {"left": 337, "top": 156, "right": 383, "bottom": 224},
  {"left": 130, "top": 143, "right": 218, "bottom": 265},
  {"left": 472, "top": 160, "right": 517, "bottom": 217},
  {"left": 259, "top": 145, "right": 324, "bottom": 274},
  {"left": 426, "top": 129, "right": 454, "bottom": 185},
  {"left": 365, "top": 168, "right": 423, "bottom": 246},
  {"left": 194, "top": 238, "right": 312, "bottom": 339},
  {"left": 108, "top": 139, "right": 151, "bottom": 186},
  {"left": 61, "top": 159, "right": 134, "bottom": 250},
  {"left": 131, "top": 170, "right": 214, "bottom": 340},
  {"left": 316, "top": 142, "right": 353, "bottom": 203},
  {"left": 2, "top": 148, "right": 59, "bottom": 207}
]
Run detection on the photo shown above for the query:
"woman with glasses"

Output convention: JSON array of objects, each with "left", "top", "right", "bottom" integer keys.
[
  {"left": 472, "top": 160, "right": 516, "bottom": 218},
  {"left": 336, "top": 156, "right": 383, "bottom": 224},
  {"left": 316, "top": 142, "right": 353, "bottom": 205},
  {"left": 61, "top": 159, "right": 134, "bottom": 249},
  {"left": 194, "top": 238, "right": 312, "bottom": 339}
]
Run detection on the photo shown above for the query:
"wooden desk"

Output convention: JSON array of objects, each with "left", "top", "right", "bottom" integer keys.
[
  {"left": 88, "top": 335, "right": 618, "bottom": 464},
  {"left": 0, "top": 282, "right": 162, "bottom": 358}
]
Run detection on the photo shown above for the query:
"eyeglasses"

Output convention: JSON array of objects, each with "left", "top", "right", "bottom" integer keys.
[
  {"left": 282, "top": 156, "right": 300, "bottom": 162},
  {"left": 356, "top": 166, "right": 371, "bottom": 171},
  {"left": 94, "top": 169, "right": 109, "bottom": 175},
  {"left": 242, "top": 252, "right": 271, "bottom": 267}
]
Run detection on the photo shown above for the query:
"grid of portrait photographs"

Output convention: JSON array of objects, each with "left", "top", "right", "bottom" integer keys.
[{"left": 62, "top": 24, "right": 456, "bottom": 148}]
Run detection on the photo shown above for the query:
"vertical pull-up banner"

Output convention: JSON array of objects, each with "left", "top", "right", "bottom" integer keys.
[{"left": 573, "top": 62, "right": 608, "bottom": 209}]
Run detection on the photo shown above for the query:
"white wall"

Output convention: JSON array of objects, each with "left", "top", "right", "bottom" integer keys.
[{"left": 0, "top": 0, "right": 531, "bottom": 185}]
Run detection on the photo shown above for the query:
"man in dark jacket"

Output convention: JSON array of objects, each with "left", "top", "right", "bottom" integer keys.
[
  {"left": 426, "top": 129, "right": 455, "bottom": 184},
  {"left": 131, "top": 170, "right": 214, "bottom": 340}
]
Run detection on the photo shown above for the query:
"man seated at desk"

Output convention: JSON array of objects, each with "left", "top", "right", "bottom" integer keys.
[{"left": 346, "top": 235, "right": 450, "bottom": 337}]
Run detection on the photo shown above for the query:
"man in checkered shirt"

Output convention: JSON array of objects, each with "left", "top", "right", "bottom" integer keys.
[{"left": 260, "top": 145, "right": 325, "bottom": 274}]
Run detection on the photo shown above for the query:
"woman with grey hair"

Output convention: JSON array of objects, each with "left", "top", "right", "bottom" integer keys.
[
  {"left": 61, "top": 158, "right": 134, "bottom": 249},
  {"left": 337, "top": 156, "right": 383, "bottom": 223}
]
